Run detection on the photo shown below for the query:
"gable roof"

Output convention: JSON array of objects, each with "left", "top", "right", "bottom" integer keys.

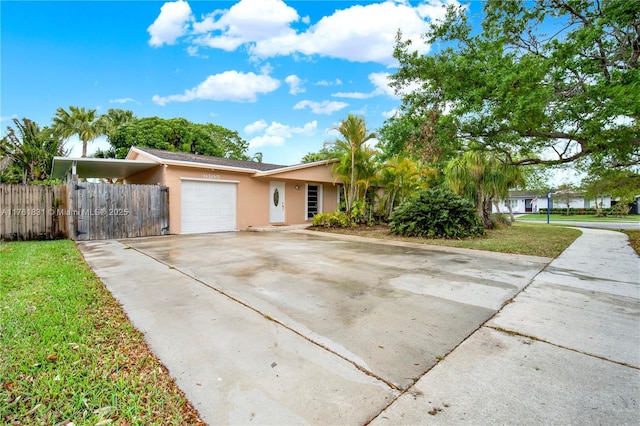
[
  {"left": 131, "top": 147, "right": 287, "bottom": 172},
  {"left": 508, "top": 191, "right": 547, "bottom": 198}
]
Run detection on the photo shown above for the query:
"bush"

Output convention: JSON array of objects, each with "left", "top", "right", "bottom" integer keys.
[
  {"left": 313, "top": 211, "right": 352, "bottom": 228},
  {"left": 490, "top": 213, "right": 512, "bottom": 228},
  {"left": 349, "top": 200, "right": 368, "bottom": 225},
  {"left": 538, "top": 207, "right": 620, "bottom": 216},
  {"left": 389, "top": 187, "right": 485, "bottom": 239},
  {"left": 610, "top": 202, "right": 631, "bottom": 216}
]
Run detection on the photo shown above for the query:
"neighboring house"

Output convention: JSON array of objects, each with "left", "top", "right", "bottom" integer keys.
[
  {"left": 52, "top": 147, "right": 340, "bottom": 234},
  {"left": 493, "top": 191, "right": 548, "bottom": 214},
  {"left": 493, "top": 190, "right": 613, "bottom": 214},
  {"left": 631, "top": 196, "right": 640, "bottom": 215}
]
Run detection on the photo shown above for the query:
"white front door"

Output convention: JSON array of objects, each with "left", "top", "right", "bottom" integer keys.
[{"left": 269, "top": 181, "right": 285, "bottom": 223}]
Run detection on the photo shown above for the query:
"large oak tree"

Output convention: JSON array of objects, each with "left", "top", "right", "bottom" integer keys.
[
  {"left": 386, "top": 0, "right": 639, "bottom": 169},
  {"left": 108, "top": 117, "right": 250, "bottom": 160}
]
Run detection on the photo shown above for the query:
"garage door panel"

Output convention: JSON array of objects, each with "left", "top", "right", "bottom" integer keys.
[{"left": 181, "top": 180, "right": 237, "bottom": 234}]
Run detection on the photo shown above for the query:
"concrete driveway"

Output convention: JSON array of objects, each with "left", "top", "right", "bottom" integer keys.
[{"left": 77, "top": 229, "right": 640, "bottom": 425}]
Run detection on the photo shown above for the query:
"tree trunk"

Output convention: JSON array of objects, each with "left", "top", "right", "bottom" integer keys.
[
  {"left": 477, "top": 191, "right": 493, "bottom": 229},
  {"left": 506, "top": 203, "right": 515, "bottom": 222},
  {"left": 483, "top": 198, "right": 493, "bottom": 228},
  {"left": 348, "top": 150, "right": 355, "bottom": 213}
]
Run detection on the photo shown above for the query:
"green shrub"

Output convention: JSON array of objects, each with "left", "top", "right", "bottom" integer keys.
[
  {"left": 490, "top": 213, "right": 512, "bottom": 228},
  {"left": 313, "top": 211, "right": 352, "bottom": 228},
  {"left": 349, "top": 200, "right": 367, "bottom": 225},
  {"left": 610, "top": 202, "right": 631, "bottom": 216},
  {"left": 389, "top": 187, "right": 485, "bottom": 239},
  {"left": 538, "top": 207, "right": 618, "bottom": 216}
]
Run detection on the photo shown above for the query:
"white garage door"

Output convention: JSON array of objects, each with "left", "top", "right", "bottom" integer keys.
[{"left": 181, "top": 180, "right": 237, "bottom": 234}]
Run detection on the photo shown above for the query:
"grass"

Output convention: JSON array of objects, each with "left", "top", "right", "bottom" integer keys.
[
  {"left": 0, "top": 240, "right": 204, "bottom": 426},
  {"left": 518, "top": 213, "right": 640, "bottom": 223},
  {"left": 622, "top": 230, "right": 640, "bottom": 256},
  {"left": 313, "top": 222, "right": 583, "bottom": 258}
]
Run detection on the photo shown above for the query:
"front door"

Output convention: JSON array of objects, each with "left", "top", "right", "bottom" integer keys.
[
  {"left": 525, "top": 198, "right": 533, "bottom": 213},
  {"left": 269, "top": 181, "right": 285, "bottom": 223}
]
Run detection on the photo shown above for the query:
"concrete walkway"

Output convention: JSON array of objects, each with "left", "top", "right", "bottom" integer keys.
[
  {"left": 370, "top": 227, "right": 640, "bottom": 425},
  {"left": 77, "top": 227, "right": 640, "bottom": 425}
]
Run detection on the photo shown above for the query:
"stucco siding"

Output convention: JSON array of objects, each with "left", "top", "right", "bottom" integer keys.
[
  {"left": 124, "top": 165, "right": 164, "bottom": 185},
  {"left": 261, "top": 163, "right": 337, "bottom": 183},
  {"left": 132, "top": 165, "right": 337, "bottom": 233}
]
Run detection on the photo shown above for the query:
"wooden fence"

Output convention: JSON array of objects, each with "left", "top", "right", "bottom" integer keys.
[
  {"left": 0, "top": 183, "right": 169, "bottom": 241},
  {"left": 69, "top": 182, "right": 169, "bottom": 240},
  {"left": 0, "top": 184, "right": 69, "bottom": 240}
]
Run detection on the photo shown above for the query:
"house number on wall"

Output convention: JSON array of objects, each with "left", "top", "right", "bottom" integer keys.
[{"left": 203, "top": 174, "right": 220, "bottom": 180}]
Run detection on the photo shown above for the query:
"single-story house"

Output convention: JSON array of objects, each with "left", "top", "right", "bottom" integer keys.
[
  {"left": 52, "top": 147, "right": 341, "bottom": 234},
  {"left": 493, "top": 190, "right": 613, "bottom": 214}
]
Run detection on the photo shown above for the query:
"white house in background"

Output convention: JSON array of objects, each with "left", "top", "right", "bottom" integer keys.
[{"left": 493, "top": 190, "right": 613, "bottom": 214}]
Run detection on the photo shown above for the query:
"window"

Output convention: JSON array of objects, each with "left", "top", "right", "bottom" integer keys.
[
  {"left": 510, "top": 199, "right": 518, "bottom": 208},
  {"left": 307, "top": 184, "right": 322, "bottom": 219}
]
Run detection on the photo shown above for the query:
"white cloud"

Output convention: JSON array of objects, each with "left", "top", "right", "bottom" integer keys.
[
  {"left": 316, "top": 79, "right": 342, "bottom": 86},
  {"left": 285, "top": 74, "right": 305, "bottom": 95},
  {"left": 332, "top": 91, "right": 373, "bottom": 99},
  {"left": 192, "top": 0, "right": 300, "bottom": 51},
  {"left": 250, "top": 0, "right": 446, "bottom": 65},
  {"left": 148, "top": 0, "right": 193, "bottom": 47},
  {"left": 150, "top": 0, "right": 458, "bottom": 65},
  {"left": 368, "top": 72, "right": 395, "bottom": 97},
  {"left": 109, "top": 97, "right": 140, "bottom": 105},
  {"left": 244, "top": 119, "right": 268, "bottom": 134},
  {"left": 382, "top": 108, "right": 400, "bottom": 119},
  {"left": 248, "top": 135, "right": 286, "bottom": 148},
  {"left": 332, "top": 72, "right": 395, "bottom": 99},
  {"left": 186, "top": 46, "right": 208, "bottom": 58},
  {"left": 293, "top": 100, "right": 348, "bottom": 115},
  {"left": 247, "top": 120, "right": 318, "bottom": 148},
  {"left": 152, "top": 70, "right": 281, "bottom": 105}
]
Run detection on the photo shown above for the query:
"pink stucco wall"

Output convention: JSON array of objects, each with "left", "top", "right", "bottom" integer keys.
[{"left": 124, "top": 155, "right": 338, "bottom": 234}]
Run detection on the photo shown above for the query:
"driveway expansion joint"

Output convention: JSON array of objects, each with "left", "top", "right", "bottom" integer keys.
[{"left": 486, "top": 325, "right": 640, "bottom": 370}]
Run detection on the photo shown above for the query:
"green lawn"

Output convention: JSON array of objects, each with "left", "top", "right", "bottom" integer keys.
[
  {"left": 315, "top": 222, "right": 583, "bottom": 258},
  {"left": 0, "top": 240, "right": 204, "bottom": 425},
  {"left": 517, "top": 213, "right": 640, "bottom": 223}
]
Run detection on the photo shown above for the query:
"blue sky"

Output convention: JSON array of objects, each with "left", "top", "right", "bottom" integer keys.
[{"left": 1, "top": 0, "right": 470, "bottom": 165}]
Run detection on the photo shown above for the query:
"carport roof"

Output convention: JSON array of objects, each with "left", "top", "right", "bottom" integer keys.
[{"left": 51, "top": 157, "right": 158, "bottom": 179}]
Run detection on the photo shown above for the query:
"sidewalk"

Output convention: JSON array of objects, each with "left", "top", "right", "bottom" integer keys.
[{"left": 371, "top": 227, "right": 640, "bottom": 424}]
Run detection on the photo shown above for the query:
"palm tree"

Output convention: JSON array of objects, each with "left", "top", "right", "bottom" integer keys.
[
  {"left": 330, "top": 114, "right": 376, "bottom": 213},
  {"left": 377, "top": 155, "right": 432, "bottom": 219},
  {"left": 101, "top": 108, "right": 135, "bottom": 142},
  {"left": 0, "top": 118, "right": 66, "bottom": 183},
  {"left": 53, "top": 106, "right": 105, "bottom": 157},
  {"left": 445, "top": 148, "right": 524, "bottom": 228}
]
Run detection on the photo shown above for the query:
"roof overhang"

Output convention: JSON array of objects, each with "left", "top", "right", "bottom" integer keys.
[
  {"left": 255, "top": 158, "right": 339, "bottom": 177},
  {"left": 51, "top": 157, "right": 158, "bottom": 179},
  {"left": 128, "top": 147, "right": 263, "bottom": 174}
]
